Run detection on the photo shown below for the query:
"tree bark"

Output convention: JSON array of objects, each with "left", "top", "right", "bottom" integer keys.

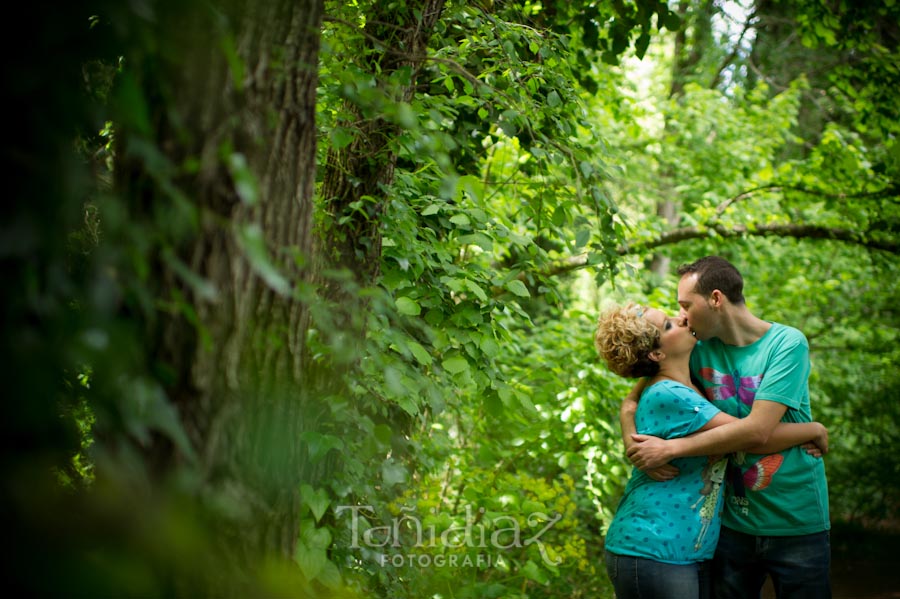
[{"left": 115, "top": 0, "right": 326, "bottom": 584}]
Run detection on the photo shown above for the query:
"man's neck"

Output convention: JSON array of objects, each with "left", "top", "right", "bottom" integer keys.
[{"left": 715, "top": 306, "right": 771, "bottom": 347}]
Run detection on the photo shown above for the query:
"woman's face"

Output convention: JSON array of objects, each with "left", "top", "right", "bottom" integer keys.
[{"left": 643, "top": 307, "right": 697, "bottom": 358}]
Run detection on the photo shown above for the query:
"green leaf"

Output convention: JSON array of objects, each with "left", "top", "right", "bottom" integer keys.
[
  {"left": 480, "top": 334, "right": 500, "bottom": 358},
  {"left": 237, "top": 224, "right": 290, "bottom": 296},
  {"left": 499, "top": 119, "right": 518, "bottom": 137},
  {"left": 396, "top": 296, "right": 421, "bottom": 316},
  {"left": 483, "top": 390, "right": 503, "bottom": 417},
  {"left": 294, "top": 543, "right": 327, "bottom": 580},
  {"left": 521, "top": 500, "right": 546, "bottom": 514},
  {"left": 449, "top": 213, "right": 471, "bottom": 227},
  {"left": 382, "top": 459, "right": 408, "bottom": 486},
  {"left": 661, "top": 10, "right": 682, "bottom": 31},
  {"left": 505, "top": 279, "right": 530, "bottom": 297},
  {"left": 408, "top": 340, "right": 432, "bottom": 365},
  {"left": 579, "top": 160, "right": 593, "bottom": 178},
  {"left": 442, "top": 355, "right": 469, "bottom": 374},
  {"left": 635, "top": 31, "right": 651, "bottom": 59},
  {"left": 294, "top": 522, "right": 332, "bottom": 580},
  {"left": 575, "top": 228, "right": 591, "bottom": 249},
  {"left": 316, "top": 559, "right": 342, "bottom": 590},
  {"left": 374, "top": 424, "right": 393, "bottom": 446},
  {"left": 220, "top": 33, "right": 246, "bottom": 92},
  {"left": 162, "top": 249, "right": 218, "bottom": 302},
  {"left": 300, "top": 521, "right": 332, "bottom": 549},
  {"left": 466, "top": 279, "right": 488, "bottom": 302},
  {"left": 300, "top": 484, "right": 331, "bottom": 523},
  {"left": 227, "top": 152, "right": 259, "bottom": 206},
  {"left": 395, "top": 395, "right": 418, "bottom": 416},
  {"left": 521, "top": 559, "right": 549, "bottom": 584},
  {"left": 124, "top": 378, "right": 197, "bottom": 462},
  {"left": 330, "top": 127, "right": 354, "bottom": 150},
  {"left": 458, "top": 174, "right": 485, "bottom": 202},
  {"left": 547, "top": 90, "right": 561, "bottom": 107},
  {"left": 299, "top": 431, "right": 344, "bottom": 463},
  {"left": 459, "top": 233, "right": 494, "bottom": 251},
  {"left": 116, "top": 72, "right": 151, "bottom": 136}
]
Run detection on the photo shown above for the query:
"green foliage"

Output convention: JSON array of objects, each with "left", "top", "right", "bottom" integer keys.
[
  {"left": 10, "top": 0, "right": 900, "bottom": 597},
  {"left": 792, "top": 0, "right": 900, "bottom": 136}
]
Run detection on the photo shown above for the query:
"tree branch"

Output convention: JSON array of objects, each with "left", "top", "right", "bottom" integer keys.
[
  {"left": 714, "top": 183, "right": 900, "bottom": 218},
  {"left": 540, "top": 222, "right": 900, "bottom": 279},
  {"left": 709, "top": 9, "right": 757, "bottom": 90}
]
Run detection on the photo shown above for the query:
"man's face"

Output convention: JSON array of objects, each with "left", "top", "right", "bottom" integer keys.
[{"left": 677, "top": 273, "right": 715, "bottom": 340}]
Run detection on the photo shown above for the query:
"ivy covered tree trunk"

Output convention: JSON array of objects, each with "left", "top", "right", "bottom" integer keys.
[
  {"left": 113, "top": 0, "right": 326, "bottom": 586},
  {"left": 319, "top": 0, "right": 446, "bottom": 287}
]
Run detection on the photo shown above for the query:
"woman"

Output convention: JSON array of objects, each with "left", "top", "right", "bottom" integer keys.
[{"left": 594, "top": 303, "right": 827, "bottom": 599}]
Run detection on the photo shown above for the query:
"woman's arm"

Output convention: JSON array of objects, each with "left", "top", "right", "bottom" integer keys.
[{"left": 619, "top": 379, "right": 680, "bottom": 480}]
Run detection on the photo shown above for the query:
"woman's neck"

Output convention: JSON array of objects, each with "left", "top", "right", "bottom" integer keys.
[{"left": 650, "top": 357, "right": 694, "bottom": 389}]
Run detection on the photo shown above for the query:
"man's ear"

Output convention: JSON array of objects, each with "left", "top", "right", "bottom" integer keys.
[{"left": 709, "top": 289, "right": 724, "bottom": 308}]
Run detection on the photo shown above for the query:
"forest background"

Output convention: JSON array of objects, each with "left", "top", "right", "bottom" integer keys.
[{"left": 5, "top": 0, "right": 900, "bottom": 597}]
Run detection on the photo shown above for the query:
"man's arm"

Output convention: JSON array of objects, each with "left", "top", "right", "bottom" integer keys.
[
  {"left": 746, "top": 420, "right": 828, "bottom": 456},
  {"left": 698, "top": 411, "right": 827, "bottom": 454},
  {"left": 627, "top": 399, "right": 789, "bottom": 469},
  {"left": 619, "top": 379, "right": 646, "bottom": 453}
]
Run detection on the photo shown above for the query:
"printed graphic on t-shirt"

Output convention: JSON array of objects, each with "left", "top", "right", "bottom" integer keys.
[
  {"left": 698, "top": 367, "right": 763, "bottom": 406},
  {"left": 692, "top": 456, "right": 727, "bottom": 550},
  {"left": 729, "top": 453, "right": 784, "bottom": 496}
]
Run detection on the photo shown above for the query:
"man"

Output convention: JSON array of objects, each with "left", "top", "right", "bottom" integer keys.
[{"left": 622, "top": 256, "right": 831, "bottom": 598}]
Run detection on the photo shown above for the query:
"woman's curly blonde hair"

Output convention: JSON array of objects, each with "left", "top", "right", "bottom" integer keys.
[{"left": 594, "top": 302, "right": 661, "bottom": 378}]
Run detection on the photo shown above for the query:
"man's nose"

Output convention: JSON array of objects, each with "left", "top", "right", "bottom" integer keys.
[{"left": 677, "top": 313, "right": 688, "bottom": 327}]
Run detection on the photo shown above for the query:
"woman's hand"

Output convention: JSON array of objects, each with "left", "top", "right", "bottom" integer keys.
[
  {"left": 644, "top": 463, "right": 680, "bottom": 482},
  {"left": 801, "top": 422, "right": 828, "bottom": 458}
]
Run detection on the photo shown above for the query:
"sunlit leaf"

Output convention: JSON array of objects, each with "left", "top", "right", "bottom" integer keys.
[
  {"left": 396, "top": 296, "right": 421, "bottom": 315},
  {"left": 505, "top": 279, "right": 530, "bottom": 297}
]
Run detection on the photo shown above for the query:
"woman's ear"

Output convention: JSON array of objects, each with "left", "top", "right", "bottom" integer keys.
[{"left": 649, "top": 350, "right": 665, "bottom": 363}]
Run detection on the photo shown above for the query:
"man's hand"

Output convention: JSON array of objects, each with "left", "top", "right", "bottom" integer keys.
[
  {"left": 626, "top": 434, "right": 676, "bottom": 470},
  {"left": 644, "top": 463, "right": 680, "bottom": 482},
  {"left": 801, "top": 423, "right": 829, "bottom": 458}
]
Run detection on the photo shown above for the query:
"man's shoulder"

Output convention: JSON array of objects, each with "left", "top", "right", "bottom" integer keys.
[
  {"left": 693, "top": 323, "right": 809, "bottom": 358},
  {"left": 764, "top": 322, "right": 809, "bottom": 348}
]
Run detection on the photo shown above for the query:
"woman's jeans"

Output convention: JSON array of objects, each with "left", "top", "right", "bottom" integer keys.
[
  {"left": 605, "top": 551, "right": 711, "bottom": 599},
  {"left": 712, "top": 527, "right": 831, "bottom": 599}
]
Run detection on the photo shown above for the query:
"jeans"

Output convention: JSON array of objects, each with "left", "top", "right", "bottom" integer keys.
[
  {"left": 712, "top": 527, "right": 831, "bottom": 599},
  {"left": 605, "top": 551, "right": 712, "bottom": 599}
]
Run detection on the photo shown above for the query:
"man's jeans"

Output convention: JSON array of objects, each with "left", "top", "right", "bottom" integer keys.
[
  {"left": 605, "top": 551, "right": 712, "bottom": 599},
  {"left": 713, "top": 527, "right": 832, "bottom": 599}
]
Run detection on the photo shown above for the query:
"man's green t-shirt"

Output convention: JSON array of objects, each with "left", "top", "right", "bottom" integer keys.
[{"left": 690, "top": 322, "right": 830, "bottom": 536}]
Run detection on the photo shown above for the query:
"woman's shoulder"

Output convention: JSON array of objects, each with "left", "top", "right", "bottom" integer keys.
[{"left": 643, "top": 379, "right": 703, "bottom": 400}]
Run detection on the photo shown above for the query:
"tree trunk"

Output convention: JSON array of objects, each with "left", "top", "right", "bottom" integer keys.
[
  {"left": 319, "top": 0, "right": 446, "bottom": 289},
  {"left": 116, "top": 0, "right": 325, "bottom": 585}
]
